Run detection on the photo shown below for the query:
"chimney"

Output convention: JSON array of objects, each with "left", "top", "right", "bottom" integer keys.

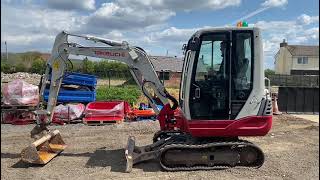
[{"left": 280, "top": 39, "right": 287, "bottom": 47}]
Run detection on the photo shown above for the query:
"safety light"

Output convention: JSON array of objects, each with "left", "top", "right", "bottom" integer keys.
[{"left": 237, "top": 21, "right": 248, "bottom": 27}]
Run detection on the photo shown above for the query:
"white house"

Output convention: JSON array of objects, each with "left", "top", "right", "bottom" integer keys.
[{"left": 274, "top": 40, "right": 319, "bottom": 75}]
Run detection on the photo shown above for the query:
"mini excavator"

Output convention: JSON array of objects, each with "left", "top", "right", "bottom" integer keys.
[{"left": 21, "top": 25, "right": 272, "bottom": 172}]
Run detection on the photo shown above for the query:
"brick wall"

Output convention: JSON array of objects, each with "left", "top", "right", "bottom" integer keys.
[{"left": 157, "top": 72, "right": 181, "bottom": 88}]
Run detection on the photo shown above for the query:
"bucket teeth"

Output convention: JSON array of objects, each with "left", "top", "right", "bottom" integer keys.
[{"left": 21, "top": 130, "right": 66, "bottom": 165}]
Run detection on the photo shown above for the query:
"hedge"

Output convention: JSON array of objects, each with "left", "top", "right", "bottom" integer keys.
[{"left": 96, "top": 85, "right": 141, "bottom": 105}]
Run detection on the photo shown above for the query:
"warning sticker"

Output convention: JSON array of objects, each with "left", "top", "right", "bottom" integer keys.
[{"left": 53, "top": 61, "right": 60, "bottom": 70}]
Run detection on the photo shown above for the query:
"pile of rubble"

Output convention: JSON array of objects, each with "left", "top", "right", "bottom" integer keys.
[{"left": 1, "top": 72, "right": 42, "bottom": 85}]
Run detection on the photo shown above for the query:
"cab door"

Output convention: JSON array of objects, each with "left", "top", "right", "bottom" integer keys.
[{"left": 188, "top": 32, "right": 231, "bottom": 120}]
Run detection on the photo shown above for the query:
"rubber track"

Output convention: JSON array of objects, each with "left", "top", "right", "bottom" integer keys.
[{"left": 159, "top": 140, "right": 264, "bottom": 171}]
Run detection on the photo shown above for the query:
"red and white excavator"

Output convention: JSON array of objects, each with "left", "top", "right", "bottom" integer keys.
[{"left": 21, "top": 24, "right": 272, "bottom": 172}]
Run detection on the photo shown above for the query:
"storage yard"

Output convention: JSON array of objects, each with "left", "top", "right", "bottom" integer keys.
[{"left": 1, "top": 114, "right": 319, "bottom": 180}]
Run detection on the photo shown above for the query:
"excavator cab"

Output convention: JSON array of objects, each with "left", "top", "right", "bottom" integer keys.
[
  {"left": 180, "top": 28, "right": 269, "bottom": 123},
  {"left": 126, "top": 27, "right": 272, "bottom": 172}
]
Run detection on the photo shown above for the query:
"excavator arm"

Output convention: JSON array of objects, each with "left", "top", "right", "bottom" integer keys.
[
  {"left": 36, "top": 31, "right": 176, "bottom": 128},
  {"left": 22, "top": 31, "right": 178, "bottom": 165}
]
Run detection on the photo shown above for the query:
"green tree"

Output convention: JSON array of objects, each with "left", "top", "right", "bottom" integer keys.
[
  {"left": 82, "top": 57, "right": 95, "bottom": 74},
  {"left": 265, "top": 69, "right": 275, "bottom": 78},
  {"left": 15, "top": 63, "right": 27, "bottom": 72},
  {"left": 1, "top": 61, "right": 12, "bottom": 73},
  {"left": 20, "top": 51, "right": 42, "bottom": 69},
  {"left": 93, "top": 60, "right": 130, "bottom": 78},
  {"left": 31, "top": 58, "right": 46, "bottom": 74}
]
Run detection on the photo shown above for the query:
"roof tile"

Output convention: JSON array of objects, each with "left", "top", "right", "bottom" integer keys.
[{"left": 286, "top": 45, "right": 319, "bottom": 56}]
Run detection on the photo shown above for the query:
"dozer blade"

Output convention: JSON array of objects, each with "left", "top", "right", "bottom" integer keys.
[
  {"left": 125, "top": 136, "right": 162, "bottom": 173},
  {"left": 125, "top": 136, "right": 135, "bottom": 173},
  {"left": 21, "top": 130, "right": 66, "bottom": 164}
]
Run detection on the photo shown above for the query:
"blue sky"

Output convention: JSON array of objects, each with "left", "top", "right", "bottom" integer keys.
[{"left": 1, "top": 0, "right": 319, "bottom": 69}]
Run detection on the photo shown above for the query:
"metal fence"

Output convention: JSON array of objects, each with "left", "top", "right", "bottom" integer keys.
[
  {"left": 268, "top": 74, "right": 319, "bottom": 87},
  {"left": 278, "top": 87, "right": 319, "bottom": 114}
]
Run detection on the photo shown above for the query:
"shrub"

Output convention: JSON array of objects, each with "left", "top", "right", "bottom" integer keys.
[
  {"left": 265, "top": 69, "right": 275, "bottom": 78},
  {"left": 1, "top": 62, "right": 12, "bottom": 73},
  {"left": 93, "top": 60, "right": 130, "bottom": 78},
  {"left": 31, "top": 58, "right": 46, "bottom": 74},
  {"left": 96, "top": 85, "right": 141, "bottom": 105},
  {"left": 15, "top": 63, "right": 27, "bottom": 72},
  {"left": 82, "top": 57, "right": 95, "bottom": 74}
]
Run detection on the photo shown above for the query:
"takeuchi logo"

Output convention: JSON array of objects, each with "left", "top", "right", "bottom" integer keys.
[{"left": 94, "top": 50, "right": 125, "bottom": 57}]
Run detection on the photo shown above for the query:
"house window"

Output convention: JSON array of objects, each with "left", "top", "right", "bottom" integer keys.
[
  {"left": 159, "top": 71, "right": 170, "bottom": 80},
  {"left": 298, "top": 57, "right": 308, "bottom": 64},
  {"left": 303, "top": 57, "right": 308, "bottom": 64}
]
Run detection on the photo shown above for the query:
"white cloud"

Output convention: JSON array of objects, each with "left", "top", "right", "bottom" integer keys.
[
  {"left": 81, "top": 2, "right": 175, "bottom": 34},
  {"left": 149, "top": 27, "right": 197, "bottom": 42},
  {"left": 2, "top": 5, "right": 81, "bottom": 35},
  {"left": 82, "top": 0, "right": 241, "bottom": 34},
  {"left": 4, "top": 34, "right": 55, "bottom": 46},
  {"left": 46, "top": 0, "right": 95, "bottom": 11},
  {"left": 232, "top": 0, "right": 288, "bottom": 25},
  {"left": 261, "top": 0, "right": 288, "bottom": 7},
  {"left": 1, "top": 4, "right": 84, "bottom": 52},
  {"left": 2, "top": 0, "right": 243, "bottom": 53},
  {"left": 297, "top": 14, "right": 319, "bottom": 25},
  {"left": 303, "top": 27, "right": 319, "bottom": 40},
  {"left": 117, "top": 0, "right": 241, "bottom": 11}
]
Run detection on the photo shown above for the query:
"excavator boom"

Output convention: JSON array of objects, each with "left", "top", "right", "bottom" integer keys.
[{"left": 22, "top": 31, "right": 176, "bottom": 165}]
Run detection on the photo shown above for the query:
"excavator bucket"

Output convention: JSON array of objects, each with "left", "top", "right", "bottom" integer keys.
[{"left": 21, "top": 130, "right": 66, "bottom": 164}]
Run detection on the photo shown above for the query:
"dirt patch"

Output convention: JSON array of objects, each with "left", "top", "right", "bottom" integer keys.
[
  {"left": 291, "top": 114, "right": 319, "bottom": 123},
  {"left": 1, "top": 114, "right": 319, "bottom": 180},
  {"left": 96, "top": 79, "right": 127, "bottom": 87}
]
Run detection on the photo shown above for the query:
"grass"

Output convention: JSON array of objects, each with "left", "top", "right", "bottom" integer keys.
[
  {"left": 96, "top": 85, "right": 180, "bottom": 108},
  {"left": 96, "top": 85, "right": 141, "bottom": 106}
]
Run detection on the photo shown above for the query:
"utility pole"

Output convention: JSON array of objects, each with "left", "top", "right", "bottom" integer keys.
[{"left": 5, "top": 41, "right": 8, "bottom": 61}]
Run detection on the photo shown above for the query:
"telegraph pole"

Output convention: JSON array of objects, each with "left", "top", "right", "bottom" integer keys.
[{"left": 5, "top": 41, "right": 8, "bottom": 61}]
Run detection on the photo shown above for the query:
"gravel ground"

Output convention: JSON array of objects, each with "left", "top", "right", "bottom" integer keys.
[
  {"left": 1, "top": 114, "right": 319, "bottom": 180},
  {"left": 1, "top": 72, "right": 126, "bottom": 87},
  {"left": 1, "top": 72, "right": 42, "bottom": 86}
]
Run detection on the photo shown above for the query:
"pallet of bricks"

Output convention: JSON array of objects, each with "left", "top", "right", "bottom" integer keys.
[
  {"left": 1, "top": 80, "right": 39, "bottom": 125},
  {"left": 44, "top": 72, "right": 97, "bottom": 124}
]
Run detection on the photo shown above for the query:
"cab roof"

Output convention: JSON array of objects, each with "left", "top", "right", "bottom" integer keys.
[{"left": 192, "top": 27, "right": 260, "bottom": 38}]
